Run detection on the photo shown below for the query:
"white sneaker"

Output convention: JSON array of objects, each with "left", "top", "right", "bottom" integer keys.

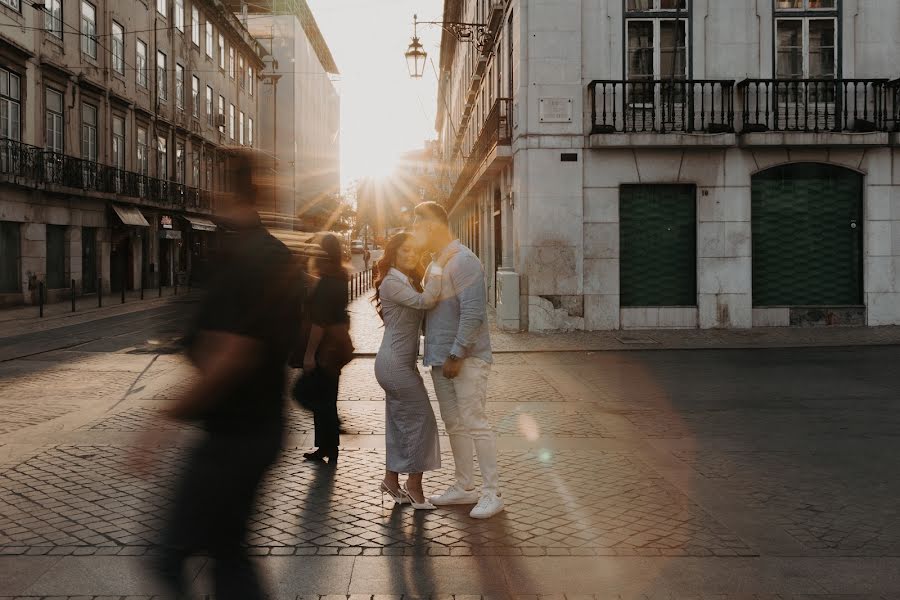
[
  {"left": 429, "top": 483, "right": 481, "bottom": 506},
  {"left": 469, "top": 491, "right": 505, "bottom": 519}
]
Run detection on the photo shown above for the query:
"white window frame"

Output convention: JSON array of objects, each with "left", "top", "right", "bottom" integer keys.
[
  {"left": 229, "top": 47, "right": 235, "bottom": 79},
  {"left": 191, "top": 7, "right": 200, "bottom": 46},
  {"left": 774, "top": 0, "right": 836, "bottom": 10},
  {"left": 206, "top": 85, "right": 214, "bottom": 126},
  {"left": 156, "top": 0, "right": 166, "bottom": 18},
  {"left": 175, "top": 64, "right": 185, "bottom": 110},
  {"left": 218, "top": 95, "right": 224, "bottom": 132},
  {"left": 174, "top": 0, "right": 184, "bottom": 32},
  {"left": 111, "top": 115, "right": 125, "bottom": 169},
  {"left": 775, "top": 17, "right": 837, "bottom": 80},
  {"left": 157, "top": 50, "right": 168, "bottom": 101},
  {"left": 81, "top": 102, "right": 98, "bottom": 162},
  {"left": 175, "top": 141, "right": 185, "bottom": 183},
  {"left": 81, "top": 1, "right": 97, "bottom": 59},
  {"left": 218, "top": 34, "right": 225, "bottom": 70},
  {"left": 206, "top": 22, "right": 214, "bottom": 58},
  {"left": 192, "top": 75, "right": 200, "bottom": 118},
  {"left": 45, "top": 0, "right": 62, "bottom": 39},
  {"left": 248, "top": 66, "right": 254, "bottom": 95},
  {"left": 228, "top": 103, "right": 235, "bottom": 139},
  {"left": 0, "top": 0, "right": 20, "bottom": 12},
  {"left": 0, "top": 68, "right": 22, "bottom": 142},
  {"left": 111, "top": 22, "right": 125, "bottom": 75},
  {"left": 45, "top": 88, "right": 64, "bottom": 152},
  {"left": 137, "top": 126, "right": 149, "bottom": 175},
  {"left": 157, "top": 134, "right": 167, "bottom": 180},
  {"left": 136, "top": 40, "right": 148, "bottom": 88},
  {"left": 239, "top": 111, "right": 244, "bottom": 145},
  {"left": 248, "top": 116, "right": 253, "bottom": 147}
]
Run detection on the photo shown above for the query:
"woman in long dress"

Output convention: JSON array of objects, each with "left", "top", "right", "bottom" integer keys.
[{"left": 373, "top": 232, "right": 444, "bottom": 510}]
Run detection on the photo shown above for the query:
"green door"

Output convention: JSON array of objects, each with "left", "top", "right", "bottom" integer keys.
[
  {"left": 620, "top": 184, "right": 697, "bottom": 306},
  {"left": 752, "top": 163, "right": 863, "bottom": 306}
]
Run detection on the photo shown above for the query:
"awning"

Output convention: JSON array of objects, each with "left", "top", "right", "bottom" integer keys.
[
  {"left": 111, "top": 204, "right": 149, "bottom": 227},
  {"left": 183, "top": 216, "right": 217, "bottom": 232}
]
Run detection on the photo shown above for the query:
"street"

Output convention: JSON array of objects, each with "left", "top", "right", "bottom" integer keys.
[{"left": 0, "top": 300, "right": 899, "bottom": 598}]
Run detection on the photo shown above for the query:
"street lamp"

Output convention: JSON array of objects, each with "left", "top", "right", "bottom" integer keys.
[
  {"left": 405, "top": 34, "right": 427, "bottom": 79},
  {"left": 405, "top": 14, "right": 488, "bottom": 80}
]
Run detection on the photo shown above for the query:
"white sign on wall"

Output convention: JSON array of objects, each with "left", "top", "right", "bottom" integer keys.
[{"left": 539, "top": 97, "right": 573, "bottom": 123}]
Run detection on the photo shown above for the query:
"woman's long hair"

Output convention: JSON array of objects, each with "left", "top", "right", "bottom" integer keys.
[
  {"left": 373, "top": 232, "right": 425, "bottom": 321},
  {"left": 313, "top": 233, "right": 349, "bottom": 281}
]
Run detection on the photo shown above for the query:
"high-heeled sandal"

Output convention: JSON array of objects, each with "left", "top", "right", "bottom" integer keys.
[
  {"left": 380, "top": 481, "right": 410, "bottom": 506},
  {"left": 402, "top": 483, "right": 436, "bottom": 510}
]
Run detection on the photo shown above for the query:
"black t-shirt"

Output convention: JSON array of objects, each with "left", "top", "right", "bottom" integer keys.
[
  {"left": 310, "top": 273, "right": 350, "bottom": 327},
  {"left": 189, "top": 225, "right": 303, "bottom": 434}
]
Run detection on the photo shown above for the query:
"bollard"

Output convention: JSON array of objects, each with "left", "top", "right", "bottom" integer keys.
[
  {"left": 71, "top": 279, "right": 76, "bottom": 313},
  {"left": 39, "top": 281, "right": 44, "bottom": 318},
  {"left": 98, "top": 278, "right": 102, "bottom": 307}
]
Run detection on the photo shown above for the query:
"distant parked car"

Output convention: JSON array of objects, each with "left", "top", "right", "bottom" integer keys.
[{"left": 351, "top": 240, "right": 365, "bottom": 254}]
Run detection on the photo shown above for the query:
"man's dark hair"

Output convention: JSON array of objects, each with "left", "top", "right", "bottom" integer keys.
[{"left": 414, "top": 201, "right": 449, "bottom": 227}]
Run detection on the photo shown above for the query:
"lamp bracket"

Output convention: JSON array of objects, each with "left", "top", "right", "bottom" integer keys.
[{"left": 414, "top": 15, "right": 489, "bottom": 52}]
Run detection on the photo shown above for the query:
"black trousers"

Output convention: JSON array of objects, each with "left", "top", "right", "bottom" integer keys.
[
  {"left": 156, "top": 430, "right": 281, "bottom": 600},
  {"left": 309, "top": 368, "right": 340, "bottom": 450}
]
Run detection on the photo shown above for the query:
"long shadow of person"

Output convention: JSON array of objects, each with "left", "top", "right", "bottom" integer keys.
[{"left": 384, "top": 506, "right": 437, "bottom": 597}]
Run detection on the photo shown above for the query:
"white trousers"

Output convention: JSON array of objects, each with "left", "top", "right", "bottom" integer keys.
[{"left": 430, "top": 357, "right": 500, "bottom": 494}]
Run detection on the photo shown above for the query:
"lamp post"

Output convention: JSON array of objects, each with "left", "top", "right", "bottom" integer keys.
[{"left": 405, "top": 14, "right": 489, "bottom": 79}]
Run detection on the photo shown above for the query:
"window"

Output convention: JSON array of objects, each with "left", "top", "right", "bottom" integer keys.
[
  {"left": 218, "top": 34, "right": 225, "bottom": 70},
  {"left": 111, "top": 116, "right": 125, "bottom": 169},
  {"left": 247, "top": 117, "right": 253, "bottom": 147},
  {"left": 239, "top": 55, "right": 245, "bottom": 89},
  {"left": 137, "top": 126, "right": 148, "bottom": 174},
  {"left": 174, "top": 0, "right": 184, "bottom": 32},
  {"left": 206, "top": 85, "right": 213, "bottom": 126},
  {"left": 156, "top": 0, "right": 166, "bottom": 17},
  {"left": 81, "top": 103, "right": 98, "bottom": 162},
  {"left": 0, "top": 222, "right": 20, "bottom": 293},
  {"left": 175, "top": 64, "right": 184, "bottom": 110},
  {"left": 229, "top": 47, "right": 235, "bottom": 79},
  {"left": 239, "top": 111, "right": 244, "bottom": 145},
  {"left": 157, "top": 51, "right": 168, "bottom": 101},
  {"left": 248, "top": 66, "right": 254, "bottom": 95},
  {"left": 0, "top": 0, "right": 20, "bottom": 12},
  {"left": 1, "top": 68, "right": 22, "bottom": 141},
  {"left": 175, "top": 141, "right": 185, "bottom": 183},
  {"left": 206, "top": 22, "right": 213, "bottom": 58},
  {"left": 46, "top": 225, "right": 66, "bottom": 290},
  {"left": 136, "top": 40, "right": 148, "bottom": 87},
  {"left": 218, "top": 95, "right": 224, "bottom": 132},
  {"left": 81, "top": 1, "right": 97, "bottom": 59},
  {"left": 191, "top": 7, "right": 200, "bottom": 45},
  {"left": 45, "top": 0, "right": 62, "bottom": 38},
  {"left": 228, "top": 103, "right": 235, "bottom": 139},
  {"left": 192, "top": 75, "right": 200, "bottom": 118},
  {"left": 775, "top": 4, "right": 836, "bottom": 80},
  {"left": 625, "top": 0, "right": 687, "bottom": 103},
  {"left": 111, "top": 22, "right": 125, "bottom": 75},
  {"left": 191, "top": 150, "right": 200, "bottom": 186},
  {"left": 45, "top": 88, "right": 64, "bottom": 152},
  {"left": 157, "top": 135, "right": 167, "bottom": 179}
]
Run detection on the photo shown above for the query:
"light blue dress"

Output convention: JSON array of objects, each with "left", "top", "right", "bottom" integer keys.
[{"left": 374, "top": 268, "right": 442, "bottom": 473}]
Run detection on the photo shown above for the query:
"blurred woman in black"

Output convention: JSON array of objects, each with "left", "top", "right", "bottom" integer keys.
[{"left": 301, "top": 233, "right": 350, "bottom": 463}]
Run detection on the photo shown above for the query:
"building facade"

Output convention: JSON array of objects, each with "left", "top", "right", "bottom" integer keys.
[
  {"left": 0, "top": 0, "right": 263, "bottom": 305},
  {"left": 437, "top": 0, "right": 900, "bottom": 331},
  {"left": 241, "top": 0, "right": 340, "bottom": 231}
]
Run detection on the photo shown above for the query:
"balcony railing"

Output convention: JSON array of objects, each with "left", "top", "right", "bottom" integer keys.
[
  {"left": 1, "top": 138, "right": 213, "bottom": 210},
  {"left": 446, "top": 98, "right": 512, "bottom": 208},
  {"left": 739, "top": 78, "right": 890, "bottom": 133},
  {"left": 888, "top": 79, "right": 900, "bottom": 132},
  {"left": 589, "top": 80, "right": 735, "bottom": 134}
]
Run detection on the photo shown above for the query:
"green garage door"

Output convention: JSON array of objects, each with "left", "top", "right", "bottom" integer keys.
[
  {"left": 752, "top": 163, "right": 863, "bottom": 306},
  {"left": 620, "top": 184, "right": 697, "bottom": 306}
]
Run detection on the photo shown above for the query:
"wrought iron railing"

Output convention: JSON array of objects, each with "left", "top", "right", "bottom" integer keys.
[
  {"left": 0, "top": 138, "right": 211, "bottom": 209},
  {"left": 589, "top": 80, "right": 735, "bottom": 134},
  {"left": 446, "top": 98, "right": 511, "bottom": 207},
  {"left": 888, "top": 79, "right": 900, "bottom": 132},
  {"left": 739, "top": 78, "right": 890, "bottom": 133}
]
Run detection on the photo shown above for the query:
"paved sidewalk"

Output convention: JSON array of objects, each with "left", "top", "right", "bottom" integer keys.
[
  {"left": 0, "top": 288, "right": 196, "bottom": 339},
  {"left": 348, "top": 295, "right": 900, "bottom": 354}
]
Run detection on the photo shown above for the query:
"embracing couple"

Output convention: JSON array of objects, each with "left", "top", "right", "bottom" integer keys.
[{"left": 373, "top": 202, "right": 504, "bottom": 520}]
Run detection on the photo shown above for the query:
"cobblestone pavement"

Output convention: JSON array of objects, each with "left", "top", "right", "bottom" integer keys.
[{"left": 1, "top": 305, "right": 900, "bottom": 597}]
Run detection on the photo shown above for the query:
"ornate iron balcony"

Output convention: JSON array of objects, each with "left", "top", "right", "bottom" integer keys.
[{"left": 589, "top": 80, "right": 736, "bottom": 134}]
